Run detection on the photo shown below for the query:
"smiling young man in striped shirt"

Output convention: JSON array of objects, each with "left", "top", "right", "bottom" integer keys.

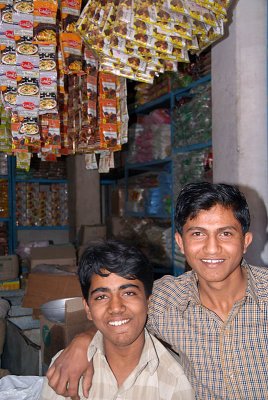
[{"left": 46, "top": 183, "right": 268, "bottom": 399}]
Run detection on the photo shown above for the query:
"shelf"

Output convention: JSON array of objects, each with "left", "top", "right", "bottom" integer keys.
[
  {"left": 128, "top": 74, "right": 211, "bottom": 116},
  {"left": 0, "top": 218, "right": 9, "bottom": 222},
  {"left": 173, "top": 140, "right": 212, "bottom": 153},
  {"left": 16, "top": 178, "right": 67, "bottom": 184},
  {"left": 17, "top": 226, "right": 69, "bottom": 230},
  {"left": 173, "top": 74, "right": 211, "bottom": 100},
  {"left": 125, "top": 158, "right": 172, "bottom": 170},
  {"left": 128, "top": 92, "right": 171, "bottom": 115},
  {"left": 125, "top": 211, "right": 171, "bottom": 219},
  {"left": 0, "top": 175, "right": 8, "bottom": 179}
]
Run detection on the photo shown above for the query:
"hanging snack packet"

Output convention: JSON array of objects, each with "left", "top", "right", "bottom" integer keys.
[
  {"left": 16, "top": 151, "right": 31, "bottom": 170},
  {"left": 0, "top": 4, "right": 15, "bottom": 49},
  {"left": 60, "top": 31, "right": 83, "bottom": 74},
  {"left": 13, "top": 0, "right": 34, "bottom": 38},
  {"left": 33, "top": 0, "right": 57, "bottom": 45},
  {"left": 61, "top": 0, "right": 82, "bottom": 32}
]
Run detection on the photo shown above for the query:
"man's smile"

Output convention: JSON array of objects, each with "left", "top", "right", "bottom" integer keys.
[{"left": 108, "top": 319, "right": 130, "bottom": 327}]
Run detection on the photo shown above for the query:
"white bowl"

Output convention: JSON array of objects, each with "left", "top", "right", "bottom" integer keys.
[{"left": 40, "top": 297, "right": 80, "bottom": 323}]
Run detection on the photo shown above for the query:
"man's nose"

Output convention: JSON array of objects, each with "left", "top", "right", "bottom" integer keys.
[
  {"left": 204, "top": 235, "right": 220, "bottom": 254},
  {"left": 108, "top": 294, "right": 125, "bottom": 313}
]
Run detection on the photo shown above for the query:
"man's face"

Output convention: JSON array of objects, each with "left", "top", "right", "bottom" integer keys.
[
  {"left": 83, "top": 271, "right": 149, "bottom": 351},
  {"left": 175, "top": 204, "right": 253, "bottom": 285}
]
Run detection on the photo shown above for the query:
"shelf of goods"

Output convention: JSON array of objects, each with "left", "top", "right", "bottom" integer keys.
[
  {"left": 1, "top": 155, "right": 69, "bottom": 253},
  {"left": 123, "top": 74, "right": 212, "bottom": 276},
  {"left": 0, "top": 154, "right": 13, "bottom": 254}
]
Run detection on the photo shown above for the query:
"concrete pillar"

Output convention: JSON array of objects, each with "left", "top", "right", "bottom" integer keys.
[
  {"left": 67, "top": 154, "right": 101, "bottom": 242},
  {"left": 212, "top": 0, "right": 268, "bottom": 266}
]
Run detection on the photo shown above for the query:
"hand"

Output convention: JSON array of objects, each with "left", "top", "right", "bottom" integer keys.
[{"left": 46, "top": 330, "right": 94, "bottom": 398}]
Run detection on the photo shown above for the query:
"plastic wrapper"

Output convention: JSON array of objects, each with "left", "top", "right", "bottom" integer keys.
[
  {"left": 76, "top": 0, "right": 232, "bottom": 82},
  {"left": 0, "top": 375, "right": 44, "bottom": 400},
  {"left": 127, "top": 109, "right": 171, "bottom": 163},
  {"left": 173, "top": 146, "right": 213, "bottom": 197},
  {"left": 173, "top": 81, "right": 211, "bottom": 147}
]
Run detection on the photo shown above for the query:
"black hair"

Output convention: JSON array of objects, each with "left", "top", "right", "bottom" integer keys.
[
  {"left": 78, "top": 239, "right": 153, "bottom": 301},
  {"left": 175, "top": 182, "right": 251, "bottom": 234}
]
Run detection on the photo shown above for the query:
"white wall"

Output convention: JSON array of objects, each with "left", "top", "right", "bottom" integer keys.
[{"left": 212, "top": 0, "right": 268, "bottom": 265}]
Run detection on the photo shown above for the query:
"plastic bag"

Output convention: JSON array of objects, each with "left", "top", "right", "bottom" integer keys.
[{"left": 0, "top": 375, "right": 44, "bottom": 400}]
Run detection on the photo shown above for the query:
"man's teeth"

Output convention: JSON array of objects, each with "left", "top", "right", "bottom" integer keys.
[
  {"left": 202, "top": 259, "right": 224, "bottom": 264},
  {"left": 109, "top": 319, "right": 129, "bottom": 326}
]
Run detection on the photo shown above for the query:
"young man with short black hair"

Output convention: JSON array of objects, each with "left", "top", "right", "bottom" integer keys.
[{"left": 41, "top": 240, "right": 194, "bottom": 400}]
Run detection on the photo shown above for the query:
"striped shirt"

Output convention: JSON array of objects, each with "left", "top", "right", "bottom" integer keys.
[
  {"left": 40, "top": 329, "right": 194, "bottom": 400},
  {"left": 147, "top": 262, "right": 268, "bottom": 399}
]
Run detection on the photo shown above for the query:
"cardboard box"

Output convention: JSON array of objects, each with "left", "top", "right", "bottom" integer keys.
[
  {"left": 22, "top": 273, "right": 83, "bottom": 317},
  {"left": 78, "top": 225, "right": 106, "bottom": 245},
  {"left": 30, "top": 244, "right": 76, "bottom": 271},
  {"left": 0, "top": 255, "right": 19, "bottom": 280},
  {"left": 40, "top": 297, "right": 94, "bottom": 368}
]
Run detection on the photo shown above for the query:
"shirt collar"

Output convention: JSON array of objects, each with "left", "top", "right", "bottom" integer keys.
[
  {"left": 179, "top": 259, "right": 262, "bottom": 313},
  {"left": 87, "top": 329, "right": 159, "bottom": 375}
]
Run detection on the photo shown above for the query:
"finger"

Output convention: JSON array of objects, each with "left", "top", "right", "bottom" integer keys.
[
  {"left": 46, "top": 364, "right": 55, "bottom": 380},
  {"left": 47, "top": 365, "right": 71, "bottom": 396},
  {"left": 65, "top": 377, "right": 80, "bottom": 398},
  {"left": 82, "top": 368, "right": 92, "bottom": 397}
]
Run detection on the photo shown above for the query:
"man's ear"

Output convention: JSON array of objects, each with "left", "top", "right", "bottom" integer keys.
[
  {"left": 175, "top": 232, "right": 185, "bottom": 254},
  {"left": 83, "top": 298, "right": 93, "bottom": 321},
  {"left": 243, "top": 231, "right": 253, "bottom": 254}
]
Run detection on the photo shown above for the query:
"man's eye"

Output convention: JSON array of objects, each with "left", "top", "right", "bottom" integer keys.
[
  {"left": 222, "top": 231, "right": 232, "bottom": 237},
  {"left": 124, "top": 291, "right": 136, "bottom": 296},
  {"left": 192, "top": 231, "right": 203, "bottom": 236},
  {"left": 95, "top": 294, "right": 107, "bottom": 300}
]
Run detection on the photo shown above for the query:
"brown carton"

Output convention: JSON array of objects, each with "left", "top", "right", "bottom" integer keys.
[
  {"left": 30, "top": 245, "right": 76, "bottom": 271},
  {"left": 40, "top": 297, "right": 94, "bottom": 368},
  {"left": 22, "top": 273, "right": 82, "bottom": 317}
]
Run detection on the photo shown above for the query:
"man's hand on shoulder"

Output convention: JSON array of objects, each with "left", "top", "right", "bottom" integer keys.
[{"left": 46, "top": 330, "right": 95, "bottom": 399}]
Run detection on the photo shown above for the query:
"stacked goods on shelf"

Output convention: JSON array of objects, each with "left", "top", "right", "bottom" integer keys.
[
  {"left": 77, "top": 0, "right": 232, "bottom": 84},
  {"left": 16, "top": 181, "right": 68, "bottom": 227},
  {"left": 16, "top": 155, "right": 67, "bottom": 179},
  {"left": 173, "top": 148, "right": 212, "bottom": 196},
  {"left": 0, "top": 223, "right": 8, "bottom": 255},
  {"left": 0, "top": 179, "right": 8, "bottom": 218},
  {"left": 173, "top": 80, "right": 211, "bottom": 146},
  {"left": 173, "top": 80, "right": 212, "bottom": 196},
  {"left": 0, "top": 153, "right": 8, "bottom": 255},
  {"left": 109, "top": 215, "right": 173, "bottom": 269},
  {"left": 0, "top": 153, "right": 8, "bottom": 220},
  {"left": 127, "top": 108, "right": 171, "bottom": 163},
  {"left": 126, "top": 171, "right": 172, "bottom": 217}
]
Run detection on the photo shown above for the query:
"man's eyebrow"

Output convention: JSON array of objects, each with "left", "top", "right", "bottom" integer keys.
[
  {"left": 185, "top": 225, "right": 239, "bottom": 232},
  {"left": 90, "top": 287, "right": 109, "bottom": 296},
  {"left": 90, "top": 283, "right": 141, "bottom": 296},
  {"left": 119, "top": 283, "right": 141, "bottom": 291}
]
